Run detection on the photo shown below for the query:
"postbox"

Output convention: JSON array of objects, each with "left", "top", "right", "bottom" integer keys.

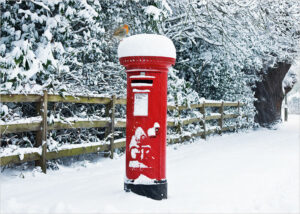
[{"left": 118, "top": 34, "right": 176, "bottom": 200}]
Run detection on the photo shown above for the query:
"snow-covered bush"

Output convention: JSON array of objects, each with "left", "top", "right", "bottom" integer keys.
[
  {"left": 0, "top": 0, "right": 173, "bottom": 152},
  {"left": 0, "top": 0, "right": 173, "bottom": 95},
  {"left": 1, "top": 0, "right": 299, "bottom": 161},
  {"left": 163, "top": 0, "right": 300, "bottom": 127}
]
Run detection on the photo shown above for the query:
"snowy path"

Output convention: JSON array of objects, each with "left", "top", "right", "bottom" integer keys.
[{"left": 1, "top": 115, "right": 299, "bottom": 213}]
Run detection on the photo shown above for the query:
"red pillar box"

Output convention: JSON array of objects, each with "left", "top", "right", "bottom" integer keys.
[{"left": 118, "top": 34, "right": 176, "bottom": 200}]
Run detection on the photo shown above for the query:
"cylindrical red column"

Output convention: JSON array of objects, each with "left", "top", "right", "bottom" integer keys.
[{"left": 118, "top": 34, "right": 176, "bottom": 200}]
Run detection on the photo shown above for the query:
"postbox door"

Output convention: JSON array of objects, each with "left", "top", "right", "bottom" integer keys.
[{"left": 126, "top": 72, "right": 167, "bottom": 181}]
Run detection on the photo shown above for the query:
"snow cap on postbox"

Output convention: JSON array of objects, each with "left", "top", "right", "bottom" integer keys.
[{"left": 118, "top": 34, "right": 176, "bottom": 59}]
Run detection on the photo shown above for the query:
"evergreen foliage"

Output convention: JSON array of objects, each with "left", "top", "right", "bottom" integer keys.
[{"left": 0, "top": 0, "right": 299, "bottom": 152}]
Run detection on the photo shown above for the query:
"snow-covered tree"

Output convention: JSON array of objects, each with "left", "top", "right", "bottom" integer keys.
[
  {"left": 0, "top": 0, "right": 177, "bottom": 151},
  {"left": 2, "top": 0, "right": 299, "bottom": 158},
  {"left": 0, "top": 0, "right": 173, "bottom": 95},
  {"left": 163, "top": 0, "right": 300, "bottom": 126}
]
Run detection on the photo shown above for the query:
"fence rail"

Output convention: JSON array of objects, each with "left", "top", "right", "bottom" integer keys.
[{"left": 0, "top": 92, "right": 247, "bottom": 172}]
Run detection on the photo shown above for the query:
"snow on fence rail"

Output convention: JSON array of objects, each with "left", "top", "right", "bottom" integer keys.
[{"left": 0, "top": 91, "right": 248, "bottom": 173}]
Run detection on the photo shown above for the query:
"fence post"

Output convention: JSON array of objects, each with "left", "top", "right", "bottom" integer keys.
[
  {"left": 218, "top": 101, "right": 224, "bottom": 135},
  {"left": 284, "top": 93, "right": 288, "bottom": 122},
  {"left": 109, "top": 95, "right": 116, "bottom": 159},
  {"left": 35, "top": 90, "right": 48, "bottom": 173},
  {"left": 176, "top": 104, "right": 182, "bottom": 136},
  {"left": 237, "top": 101, "right": 240, "bottom": 129},
  {"left": 200, "top": 101, "right": 206, "bottom": 139},
  {"left": 104, "top": 101, "right": 112, "bottom": 140}
]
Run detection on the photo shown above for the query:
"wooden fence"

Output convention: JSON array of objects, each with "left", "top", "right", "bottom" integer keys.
[{"left": 0, "top": 91, "right": 247, "bottom": 173}]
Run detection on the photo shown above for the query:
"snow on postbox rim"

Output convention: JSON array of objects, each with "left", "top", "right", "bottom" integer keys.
[{"left": 118, "top": 34, "right": 176, "bottom": 69}]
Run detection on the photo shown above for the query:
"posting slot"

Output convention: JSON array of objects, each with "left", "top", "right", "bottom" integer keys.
[{"left": 131, "top": 79, "right": 153, "bottom": 87}]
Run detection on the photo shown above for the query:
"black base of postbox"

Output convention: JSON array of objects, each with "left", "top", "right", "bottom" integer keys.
[{"left": 124, "top": 180, "right": 167, "bottom": 200}]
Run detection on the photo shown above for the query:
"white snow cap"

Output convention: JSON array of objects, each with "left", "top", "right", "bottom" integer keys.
[{"left": 118, "top": 34, "right": 176, "bottom": 59}]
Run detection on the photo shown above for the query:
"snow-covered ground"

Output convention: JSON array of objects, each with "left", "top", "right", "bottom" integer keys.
[{"left": 1, "top": 115, "right": 299, "bottom": 214}]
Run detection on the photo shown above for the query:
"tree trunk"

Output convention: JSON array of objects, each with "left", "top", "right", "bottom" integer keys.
[{"left": 254, "top": 62, "right": 291, "bottom": 127}]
